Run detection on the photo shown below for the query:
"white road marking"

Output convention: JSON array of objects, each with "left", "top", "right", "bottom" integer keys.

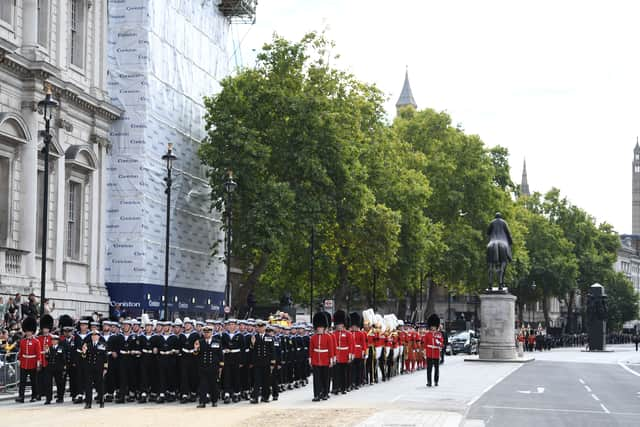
[
  {"left": 466, "top": 364, "right": 522, "bottom": 407},
  {"left": 591, "top": 394, "right": 600, "bottom": 401},
  {"left": 600, "top": 403, "right": 610, "bottom": 414},
  {"left": 579, "top": 378, "right": 585, "bottom": 384},
  {"left": 584, "top": 385, "right": 592, "bottom": 392},
  {"left": 618, "top": 362, "right": 640, "bottom": 377},
  {"left": 517, "top": 387, "right": 544, "bottom": 395}
]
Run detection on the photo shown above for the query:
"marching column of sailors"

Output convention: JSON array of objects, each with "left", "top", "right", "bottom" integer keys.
[{"left": 14, "top": 310, "right": 443, "bottom": 407}]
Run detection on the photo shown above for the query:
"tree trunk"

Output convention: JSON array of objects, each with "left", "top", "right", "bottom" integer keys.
[
  {"left": 397, "top": 298, "right": 408, "bottom": 321},
  {"left": 566, "top": 290, "right": 576, "bottom": 333},
  {"left": 409, "top": 290, "right": 417, "bottom": 322},
  {"left": 232, "top": 251, "right": 270, "bottom": 316},
  {"left": 334, "top": 258, "right": 350, "bottom": 309},
  {"left": 517, "top": 301, "right": 524, "bottom": 326},
  {"left": 424, "top": 276, "right": 437, "bottom": 318}
]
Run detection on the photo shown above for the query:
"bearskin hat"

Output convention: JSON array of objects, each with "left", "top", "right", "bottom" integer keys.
[
  {"left": 58, "top": 314, "right": 74, "bottom": 329},
  {"left": 40, "top": 314, "right": 54, "bottom": 331},
  {"left": 427, "top": 313, "right": 440, "bottom": 328},
  {"left": 23, "top": 316, "right": 38, "bottom": 333},
  {"left": 312, "top": 312, "right": 328, "bottom": 329},
  {"left": 333, "top": 310, "right": 346, "bottom": 326},
  {"left": 349, "top": 312, "right": 362, "bottom": 328}
]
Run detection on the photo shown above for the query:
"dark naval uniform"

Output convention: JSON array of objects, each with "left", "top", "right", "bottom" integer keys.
[
  {"left": 44, "top": 338, "right": 68, "bottom": 403},
  {"left": 221, "top": 330, "right": 245, "bottom": 403},
  {"left": 250, "top": 329, "right": 276, "bottom": 403},
  {"left": 195, "top": 329, "right": 223, "bottom": 407},
  {"left": 84, "top": 337, "right": 108, "bottom": 408}
]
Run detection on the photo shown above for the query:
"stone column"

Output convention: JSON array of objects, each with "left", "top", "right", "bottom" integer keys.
[
  {"left": 21, "top": 0, "right": 38, "bottom": 52},
  {"left": 478, "top": 293, "right": 518, "bottom": 360},
  {"left": 54, "top": 154, "right": 65, "bottom": 286},
  {"left": 20, "top": 122, "right": 37, "bottom": 281}
]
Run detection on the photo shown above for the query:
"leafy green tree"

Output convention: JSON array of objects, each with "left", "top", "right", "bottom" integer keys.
[{"left": 603, "top": 271, "right": 639, "bottom": 331}]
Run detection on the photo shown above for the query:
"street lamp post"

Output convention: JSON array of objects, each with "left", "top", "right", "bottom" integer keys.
[
  {"left": 223, "top": 171, "right": 237, "bottom": 318},
  {"left": 162, "top": 143, "right": 177, "bottom": 321},
  {"left": 310, "top": 224, "right": 315, "bottom": 317},
  {"left": 38, "top": 86, "right": 58, "bottom": 312}
]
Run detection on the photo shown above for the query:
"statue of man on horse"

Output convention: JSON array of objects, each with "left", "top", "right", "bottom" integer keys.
[{"left": 487, "top": 212, "right": 513, "bottom": 291}]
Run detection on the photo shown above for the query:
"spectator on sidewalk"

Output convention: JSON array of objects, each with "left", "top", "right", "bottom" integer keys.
[{"left": 42, "top": 299, "right": 55, "bottom": 316}]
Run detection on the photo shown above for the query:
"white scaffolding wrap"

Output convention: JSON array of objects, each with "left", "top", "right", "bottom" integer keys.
[{"left": 106, "top": 0, "right": 230, "bottom": 298}]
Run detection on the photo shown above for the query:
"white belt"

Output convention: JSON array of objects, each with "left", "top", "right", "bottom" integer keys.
[
  {"left": 160, "top": 351, "right": 173, "bottom": 355},
  {"left": 296, "top": 347, "right": 302, "bottom": 351},
  {"left": 427, "top": 345, "right": 440, "bottom": 349},
  {"left": 230, "top": 349, "right": 241, "bottom": 353},
  {"left": 245, "top": 349, "right": 250, "bottom": 352},
  {"left": 182, "top": 349, "right": 194, "bottom": 353},
  {"left": 355, "top": 345, "right": 362, "bottom": 348},
  {"left": 313, "top": 349, "right": 328, "bottom": 353},
  {"left": 336, "top": 346, "right": 349, "bottom": 350},
  {"left": 120, "top": 351, "right": 130, "bottom": 355},
  {"left": 23, "top": 355, "right": 37, "bottom": 359},
  {"left": 142, "top": 349, "right": 153, "bottom": 354}
]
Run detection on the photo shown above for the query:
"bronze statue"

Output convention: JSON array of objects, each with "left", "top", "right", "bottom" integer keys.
[{"left": 487, "top": 212, "right": 513, "bottom": 291}]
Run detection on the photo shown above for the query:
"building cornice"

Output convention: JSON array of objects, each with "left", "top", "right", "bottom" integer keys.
[{"left": 0, "top": 47, "right": 123, "bottom": 122}]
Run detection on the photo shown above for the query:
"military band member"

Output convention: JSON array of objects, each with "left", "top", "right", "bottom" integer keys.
[
  {"left": 221, "top": 319, "right": 244, "bottom": 404},
  {"left": 179, "top": 318, "right": 199, "bottom": 403},
  {"left": 15, "top": 317, "right": 41, "bottom": 403},
  {"left": 310, "top": 312, "right": 334, "bottom": 401},
  {"left": 83, "top": 330, "right": 108, "bottom": 409},
  {"left": 193, "top": 325, "right": 223, "bottom": 408},
  {"left": 72, "top": 319, "right": 91, "bottom": 403},
  {"left": 35, "top": 314, "right": 54, "bottom": 401},
  {"left": 44, "top": 334, "right": 67, "bottom": 404}
]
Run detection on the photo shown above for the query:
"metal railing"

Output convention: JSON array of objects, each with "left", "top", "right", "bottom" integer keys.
[{"left": 0, "top": 352, "right": 19, "bottom": 394}]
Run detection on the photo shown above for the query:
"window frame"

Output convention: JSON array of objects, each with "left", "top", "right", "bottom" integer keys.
[
  {"left": 69, "top": 0, "right": 86, "bottom": 70},
  {"left": 0, "top": 152, "right": 12, "bottom": 246},
  {"left": 0, "top": 1, "right": 15, "bottom": 30},
  {"left": 65, "top": 177, "right": 84, "bottom": 261},
  {"left": 37, "top": 0, "right": 50, "bottom": 50}
]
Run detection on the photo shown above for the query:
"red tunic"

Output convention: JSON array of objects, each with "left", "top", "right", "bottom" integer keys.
[
  {"left": 366, "top": 330, "right": 377, "bottom": 348},
  {"left": 422, "top": 331, "right": 442, "bottom": 359},
  {"left": 332, "top": 329, "right": 353, "bottom": 363},
  {"left": 374, "top": 333, "right": 386, "bottom": 348},
  {"left": 352, "top": 330, "right": 367, "bottom": 359},
  {"left": 18, "top": 336, "right": 42, "bottom": 370},
  {"left": 309, "top": 332, "right": 335, "bottom": 366},
  {"left": 37, "top": 334, "right": 53, "bottom": 368}
]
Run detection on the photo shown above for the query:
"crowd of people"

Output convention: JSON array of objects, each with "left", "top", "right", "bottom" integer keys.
[{"left": 4, "top": 308, "right": 445, "bottom": 409}]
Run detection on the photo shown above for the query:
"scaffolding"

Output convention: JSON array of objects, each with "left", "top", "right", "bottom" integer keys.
[{"left": 218, "top": 0, "right": 257, "bottom": 24}]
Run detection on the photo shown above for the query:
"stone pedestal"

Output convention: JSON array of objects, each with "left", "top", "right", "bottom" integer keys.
[{"left": 470, "top": 293, "right": 533, "bottom": 362}]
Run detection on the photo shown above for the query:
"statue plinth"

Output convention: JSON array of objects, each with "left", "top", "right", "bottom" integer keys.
[{"left": 466, "top": 292, "right": 533, "bottom": 363}]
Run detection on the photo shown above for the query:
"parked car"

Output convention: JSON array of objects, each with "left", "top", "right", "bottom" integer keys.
[{"left": 450, "top": 330, "right": 479, "bottom": 355}]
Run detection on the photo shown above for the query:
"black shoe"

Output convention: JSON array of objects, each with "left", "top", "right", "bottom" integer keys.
[
  {"left": 427, "top": 383, "right": 432, "bottom": 387},
  {"left": 232, "top": 395, "right": 240, "bottom": 403},
  {"left": 30, "top": 398, "right": 37, "bottom": 403},
  {"left": 212, "top": 401, "right": 218, "bottom": 407},
  {"left": 341, "top": 391, "right": 347, "bottom": 395},
  {"left": 84, "top": 403, "right": 92, "bottom": 409},
  {"left": 224, "top": 396, "right": 231, "bottom": 404},
  {"left": 197, "top": 403, "right": 206, "bottom": 408},
  {"left": 250, "top": 398, "right": 259, "bottom": 404},
  {"left": 272, "top": 395, "right": 278, "bottom": 401},
  {"left": 435, "top": 383, "right": 438, "bottom": 387},
  {"left": 126, "top": 396, "right": 136, "bottom": 403},
  {"left": 15, "top": 397, "right": 24, "bottom": 403},
  {"left": 321, "top": 395, "right": 328, "bottom": 400},
  {"left": 104, "top": 395, "right": 113, "bottom": 402},
  {"left": 138, "top": 397, "right": 147, "bottom": 404},
  {"left": 180, "top": 397, "right": 189, "bottom": 404},
  {"left": 312, "top": 397, "right": 320, "bottom": 402},
  {"left": 116, "top": 397, "right": 125, "bottom": 404},
  {"left": 262, "top": 397, "right": 270, "bottom": 403},
  {"left": 100, "top": 402, "right": 104, "bottom": 408},
  {"left": 44, "top": 400, "right": 51, "bottom": 405},
  {"left": 56, "top": 398, "right": 64, "bottom": 404}
]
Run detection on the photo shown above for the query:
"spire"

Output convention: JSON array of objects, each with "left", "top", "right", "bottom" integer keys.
[
  {"left": 635, "top": 136, "right": 640, "bottom": 152},
  {"left": 521, "top": 159, "right": 530, "bottom": 197},
  {"left": 396, "top": 66, "right": 417, "bottom": 111}
]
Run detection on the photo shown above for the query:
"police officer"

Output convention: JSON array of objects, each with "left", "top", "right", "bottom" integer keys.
[
  {"left": 194, "top": 324, "right": 223, "bottom": 408},
  {"left": 250, "top": 320, "right": 275, "bottom": 403},
  {"left": 83, "top": 330, "right": 108, "bottom": 409}
]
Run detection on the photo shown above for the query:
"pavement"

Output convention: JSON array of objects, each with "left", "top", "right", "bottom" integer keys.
[{"left": 2, "top": 345, "right": 639, "bottom": 426}]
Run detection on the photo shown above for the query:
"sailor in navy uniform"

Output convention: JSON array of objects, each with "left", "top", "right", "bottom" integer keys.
[
  {"left": 83, "top": 330, "right": 108, "bottom": 409},
  {"left": 194, "top": 325, "right": 223, "bottom": 408},
  {"left": 249, "top": 320, "right": 276, "bottom": 403}
]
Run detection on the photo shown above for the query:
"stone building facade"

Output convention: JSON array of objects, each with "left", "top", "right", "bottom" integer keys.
[{"left": 0, "top": 0, "right": 121, "bottom": 316}]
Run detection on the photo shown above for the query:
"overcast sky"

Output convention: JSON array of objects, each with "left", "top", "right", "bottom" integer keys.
[{"left": 236, "top": 0, "right": 638, "bottom": 234}]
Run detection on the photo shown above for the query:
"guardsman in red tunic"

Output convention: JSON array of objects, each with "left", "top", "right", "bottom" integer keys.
[
  {"left": 15, "top": 316, "right": 42, "bottom": 403},
  {"left": 349, "top": 312, "right": 366, "bottom": 389},
  {"left": 384, "top": 331, "right": 394, "bottom": 380},
  {"left": 331, "top": 310, "right": 353, "bottom": 395},
  {"left": 309, "top": 312, "right": 335, "bottom": 401},
  {"left": 422, "top": 314, "right": 443, "bottom": 387},
  {"left": 37, "top": 314, "right": 54, "bottom": 403},
  {"left": 374, "top": 326, "right": 387, "bottom": 381}
]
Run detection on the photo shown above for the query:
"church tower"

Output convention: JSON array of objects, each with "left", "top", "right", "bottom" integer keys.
[
  {"left": 396, "top": 67, "right": 417, "bottom": 113},
  {"left": 521, "top": 159, "right": 530, "bottom": 197},
  {"left": 633, "top": 139, "right": 640, "bottom": 234}
]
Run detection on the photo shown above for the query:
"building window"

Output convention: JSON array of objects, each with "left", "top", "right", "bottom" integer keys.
[
  {"left": 0, "top": 1, "right": 14, "bottom": 26},
  {"left": 636, "top": 165, "right": 640, "bottom": 173},
  {"left": 70, "top": 0, "right": 85, "bottom": 68},
  {"left": 37, "top": 0, "right": 49, "bottom": 48},
  {"left": 66, "top": 181, "right": 82, "bottom": 259},
  {"left": 0, "top": 157, "right": 9, "bottom": 244}
]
